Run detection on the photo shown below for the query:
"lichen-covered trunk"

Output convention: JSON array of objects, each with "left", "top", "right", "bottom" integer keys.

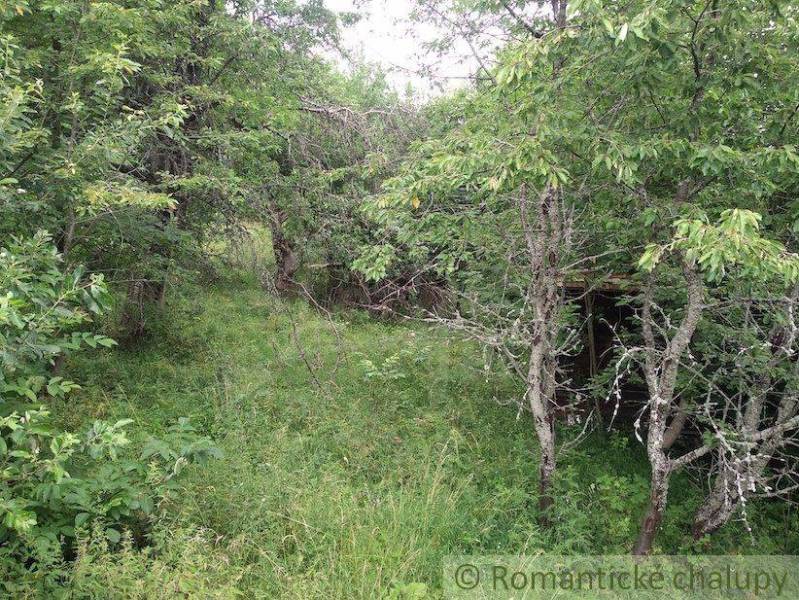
[
  {"left": 634, "top": 263, "right": 704, "bottom": 554},
  {"left": 527, "top": 338, "right": 556, "bottom": 522},
  {"left": 692, "top": 465, "right": 742, "bottom": 539},
  {"left": 693, "top": 387, "right": 798, "bottom": 539},
  {"left": 691, "top": 350, "right": 799, "bottom": 540},
  {"left": 536, "top": 427, "right": 556, "bottom": 518},
  {"left": 633, "top": 459, "right": 670, "bottom": 555},
  {"left": 520, "top": 184, "right": 566, "bottom": 526}
]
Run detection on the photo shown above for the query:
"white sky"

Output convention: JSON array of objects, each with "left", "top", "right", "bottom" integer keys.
[{"left": 323, "top": 0, "right": 479, "bottom": 97}]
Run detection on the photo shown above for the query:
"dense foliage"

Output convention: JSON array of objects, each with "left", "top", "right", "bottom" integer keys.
[
  {"left": 3, "top": 0, "right": 799, "bottom": 595},
  {"left": 356, "top": 0, "right": 799, "bottom": 554},
  {"left": 0, "top": 0, "right": 401, "bottom": 591}
]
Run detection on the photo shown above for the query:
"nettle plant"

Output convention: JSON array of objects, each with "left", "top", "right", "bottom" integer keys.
[{"left": 0, "top": 233, "right": 219, "bottom": 572}]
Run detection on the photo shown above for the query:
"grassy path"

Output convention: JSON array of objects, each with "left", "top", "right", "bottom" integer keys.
[{"left": 62, "top": 273, "right": 796, "bottom": 598}]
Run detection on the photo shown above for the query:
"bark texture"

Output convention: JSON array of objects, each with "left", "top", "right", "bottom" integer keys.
[
  {"left": 520, "top": 184, "right": 570, "bottom": 524},
  {"left": 633, "top": 262, "right": 704, "bottom": 555}
]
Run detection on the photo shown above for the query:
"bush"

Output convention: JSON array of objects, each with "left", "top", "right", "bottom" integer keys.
[
  {"left": 1, "top": 231, "right": 114, "bottom": 405},
  {"left": 0, "top": 233, "right": 219, "bottom": 590}
]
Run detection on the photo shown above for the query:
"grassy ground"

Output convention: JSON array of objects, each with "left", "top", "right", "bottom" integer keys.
[{"left": 58, "top": 258, "right": 799, "bottom": 598}]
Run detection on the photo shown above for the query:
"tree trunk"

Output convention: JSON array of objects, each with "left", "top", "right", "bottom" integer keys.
[
  {"left": 633, "top": 262, "right": 704, "bottom": 554},
  {"left": 692, "top": 466, "right": 740, "bottom": 539},
  {"left": 520, "top": 184, "right": 564, "bottom": 526},
  {"left": 693, "top": 351, "right": 799, "bottom": 539},
  {"left": 633, "top": 462, "right": 670, "bottom": 555},
  {"left": 528, "top": 345, "right": 557, "bottom": 524},
  {"left": 537, "top": 426, "right": 556, "bottom": 520},
  {"left": 272, "top": 232, "right": 298, "bottom": 293},
  {"left": 268, "top": 210, "right": 299, "bottom": 294},
  {"left": 662, "top": 402, "right": 688, "bottom": 450},
  {"left": 693, "top": 389, "right": 798, "bottom": 539}
]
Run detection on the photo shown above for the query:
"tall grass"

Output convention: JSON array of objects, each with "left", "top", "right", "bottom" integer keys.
[{"left": 54, "top": 243, "right": 799, "bottom": 598}]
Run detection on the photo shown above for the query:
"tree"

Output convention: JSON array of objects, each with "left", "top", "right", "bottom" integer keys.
[
  {"left": 261, "top": 62, "right": 426, "bottom": 299},
  {"left": 359, "top": 0, "right": 799, "bottom": 545},
  {"left": 2, "top": 0, "right": 348, "bottom": 334},
  {"left": 691, "top": 286, "right": 799, "bottom": 539},
  {"left": 492, "top": 0, "right": 799, "bottom": 550},
  {"left": 629, "top": 210, "right": 799, "bottom": 554},
  {"left": 356, "top": 1, "right": 579, "bottom": 521}
]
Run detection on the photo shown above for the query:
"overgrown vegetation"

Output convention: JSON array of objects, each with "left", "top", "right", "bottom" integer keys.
[
  {"left": 11, "top": 259, "right": 796, "bottom": 596},
  {"left": 3, "top": 0, "right": 799, "bottom": 596}
]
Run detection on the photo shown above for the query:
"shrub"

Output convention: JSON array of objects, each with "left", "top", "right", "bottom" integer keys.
[
  {"left": 1, "top": 231, "right": 114, "bottom": 405},
  {"left": 0, "top": 233, "right": 219, "bottom": 590}
]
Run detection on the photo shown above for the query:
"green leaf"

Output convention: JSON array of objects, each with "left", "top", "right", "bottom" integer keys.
[{"left": 105, "top": 528, "right": 121, "bottom": 544}]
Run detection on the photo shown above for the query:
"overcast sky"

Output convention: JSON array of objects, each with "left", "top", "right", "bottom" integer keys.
[{"left": 322, "top": 0, "right": 478, "bottom": 97}]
